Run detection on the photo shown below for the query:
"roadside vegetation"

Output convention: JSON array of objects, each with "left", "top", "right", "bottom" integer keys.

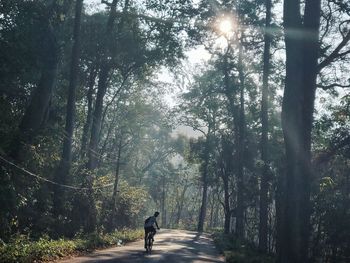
[
  {"left": 212, "top": 230, "right": 274, "bottom": 263},
  {"left": 0, "top": 229, "right": 143, "bottom": 263}
]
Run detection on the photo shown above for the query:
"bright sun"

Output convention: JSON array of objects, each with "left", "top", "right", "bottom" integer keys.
[{"left": 219, "top": 19, "right": 233, "bottom": 34}]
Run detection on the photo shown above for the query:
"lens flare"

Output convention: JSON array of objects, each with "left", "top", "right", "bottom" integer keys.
[{"left": 219, "top": 19, "right": 233, "bottom": 34}]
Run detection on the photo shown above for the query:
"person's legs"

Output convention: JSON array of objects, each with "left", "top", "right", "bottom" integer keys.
[
  {"left": 145, "top": 227, "right": 154, "bottom": 248},
  {"left": 144, "top": 228, "right": 148, "bottom": 248},
  {"left": 151, "top": 226, "right": 156, "bottom": 241}
]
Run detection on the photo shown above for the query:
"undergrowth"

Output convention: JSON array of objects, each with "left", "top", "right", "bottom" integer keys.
[
  {"left": 0, "top": 228, "right": 143, "bottom": 263},
  {"left": 212, "top": 230, "right": 275, "bottom": 263}
]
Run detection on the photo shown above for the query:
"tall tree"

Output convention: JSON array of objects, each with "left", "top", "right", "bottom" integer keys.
[
  {"left": 10, "top": 0, "right": 70, "bottom": 161},
  {"left": 87, "top": 0, "right": 119, "bottom": 172},
  {"left": 259, "top": 0, "right": 272, "bottom": 252},
  {"left": 197, "top": 130, "right": 213, "bottom": 232},
  {"left": 235, "top": 36, "right": 246, "bottom": 240},
  {"left": 52, "top": 0, "right": 84, "bottom": 230},
  {"left": 278, "top": 0, "right": 321, "bottom": 261},
  {"left": 82, "top": 0, "right": 120, "bottom": 232},
  {"left": 217, "top": 135, "right": 234, "bottom": 234},
  {"left": 179, "top": 69, "right": 222, "bottom": 232}
]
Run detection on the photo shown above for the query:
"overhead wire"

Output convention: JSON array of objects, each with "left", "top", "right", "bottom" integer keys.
[
  {"left": 0, "top": 155, "right": 114, "bottom": 191},
  {"left": 53, "top": 127, "right": 118, "bottom": 163}
]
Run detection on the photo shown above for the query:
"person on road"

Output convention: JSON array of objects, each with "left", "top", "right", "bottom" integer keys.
[{"left": 144, "top": 211, "right": 160, "bottom": 248}]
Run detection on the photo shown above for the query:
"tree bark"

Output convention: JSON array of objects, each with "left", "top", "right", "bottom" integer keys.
[
  {"left": 259, "top": 0, "right": 272, "bottom": 252},
  {"left": 278, "top": 0, "right": 321, "bottom": 261}
]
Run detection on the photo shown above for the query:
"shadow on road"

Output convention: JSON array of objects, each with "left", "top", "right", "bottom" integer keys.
[{"left": 57, "top": 229, "right": 224, "bottom": 263}]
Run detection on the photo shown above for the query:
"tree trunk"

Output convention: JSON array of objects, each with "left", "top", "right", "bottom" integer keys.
[
  {"left": 83, "top": 0, "right": 119, "bottom": 233},
  {"left": 86, "top": 0, "right": 119, "bottom": 170},
  {"left": 235, "top": 41, "right": 245, "bottom": 240},
  {"left": 213, "top": 200, "right": 220, "bottom": 228},
  {"left": 197, "top": 133, "right": 211, "bottom": 232},
  {"left": 259, "top": 0, "right": 272, "bottom": 252},
  {"left": 209, "top": 190, "right": 215, "bottom": 228},
  {"left": 278, "top": 0, "right": 321, "bottom": 261},
  {"left": 197, "top": 179, "right": 208, "bottom": 232},
  {"left": 222, "top": 39, "right": 245, "bottom": 238},
  {"left": 52, "top": 0, "right": 83, "bottom": 229},
  {"left": 222, "top": 52, "right": 236, "bottom": 235},
  {"left": 80, "top": 66, "right": 97, "bottom": 159},
  {"left": 109, "top": 136, "right": 123, "bottom": 231},
  {"left": 161, "top": 173, "right": 167, "bottom": 226},
  {"left": 10, "top": 24, "right": 59, "bottom": 161},
  {"left": 175, "top": 183, "right": 188, "bottom": 226},
  {"left": 223, "top": 169, "right": 231, "bottom": 234},
  {"left": 220, "top": 139, "right": 231, "bottom": 234}
]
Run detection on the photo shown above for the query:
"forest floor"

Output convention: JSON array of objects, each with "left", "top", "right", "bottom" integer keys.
[{"left": 55, "top": 229, "right": 224, "bottom": 263}]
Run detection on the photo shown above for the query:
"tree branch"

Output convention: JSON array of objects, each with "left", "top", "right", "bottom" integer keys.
[
  {"left": 318, "top": 31, "right": 350, "bottom": 71},
  {"left": 317, "top": 83, "right": 350, "bottom": 90},
  {"left": 313, "top": 136, "right": 350, "bottom": 165},
  {"left": 101, "top": 0, "right": 112, "bottom": 7}
]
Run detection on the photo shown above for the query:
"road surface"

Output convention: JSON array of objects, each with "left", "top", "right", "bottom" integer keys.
[{"left": 56, "top": 229, "right": 224, "bottom": 263}]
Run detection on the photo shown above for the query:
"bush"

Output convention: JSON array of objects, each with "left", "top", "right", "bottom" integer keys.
[{"left": 99, "top": 180, "right": 148, "bottom": 231}]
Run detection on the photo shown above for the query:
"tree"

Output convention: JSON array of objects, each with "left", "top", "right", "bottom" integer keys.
[
  {"left": 10, "top": 0, "right": 71, "bottom": 161},
  {"left": 278, "top": 0, "right": 321, "bottom": 261},
  {"left": 52, "top": 0, "right": 84, "bottom": 233},
  {"left": 179, "top": 68, "right": 224, "bottom": 232},
  {"left": 259, "top": 0, "right": 272, "bottom": 252}
]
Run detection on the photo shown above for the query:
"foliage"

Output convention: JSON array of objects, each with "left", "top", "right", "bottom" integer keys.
[{"left": 100, "top": 180, "right": 148, "bottom": 230}]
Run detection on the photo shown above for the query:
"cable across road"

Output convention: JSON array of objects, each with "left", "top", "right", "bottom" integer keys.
[{"left": 0, "top": 155, "right": 114, "bottom": 191}]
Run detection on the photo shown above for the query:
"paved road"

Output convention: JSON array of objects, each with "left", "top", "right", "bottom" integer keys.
[{"left": 57, "top": 229, "right": 224, "bottom": 263}]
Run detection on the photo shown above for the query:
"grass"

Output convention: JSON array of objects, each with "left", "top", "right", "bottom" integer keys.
[
  {"left": 0, "top": 228, "right": 143, "bottom": 263},
  {"left": 212, "top": 230, "right": 275, "bottom": 263}
]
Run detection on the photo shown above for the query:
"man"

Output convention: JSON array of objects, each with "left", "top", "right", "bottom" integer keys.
[{"left": 144, "top": 211, "right": 160, "bottom": 249}]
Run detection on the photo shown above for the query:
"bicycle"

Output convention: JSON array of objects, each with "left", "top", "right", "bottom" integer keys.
[{"left": 145, "top": 231, "right": 155, "bottom": 252}]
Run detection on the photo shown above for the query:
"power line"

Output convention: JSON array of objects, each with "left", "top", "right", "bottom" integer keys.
[
  {"left": 0, "top": 155, "right": 114, "bottom": 191},
  {"left": 53, "top": 128, "right": 118, "bottom": 163},
  {"left": 18, "top": 128, "right": 117, "bottom": 164}
]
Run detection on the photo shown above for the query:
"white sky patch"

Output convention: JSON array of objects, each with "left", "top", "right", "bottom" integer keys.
[
  {"left": 85, "top": 0, "right": 106, "bottom": 13},
  {"left": 185, "top": 46, "right": 211, "bottom": 65}
]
